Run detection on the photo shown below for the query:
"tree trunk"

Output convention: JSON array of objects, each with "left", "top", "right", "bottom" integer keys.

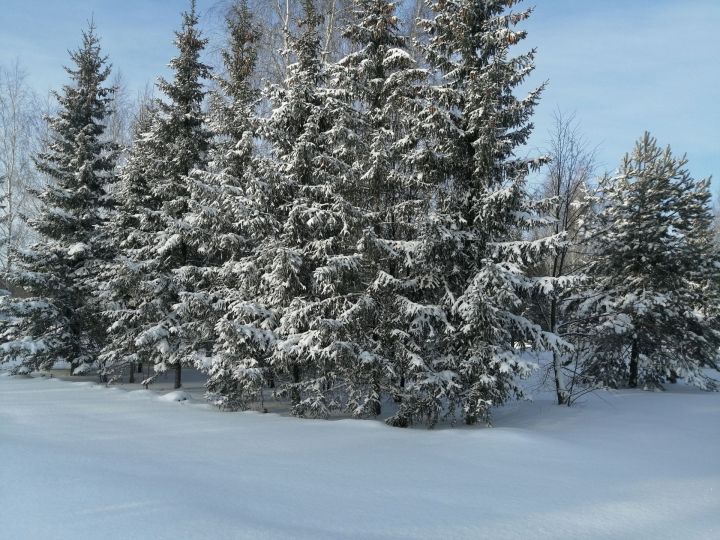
[
  {"left": 549, "top": 296, "right": 569, "bottom": 405},
  {"left": 129, "top": 362, "right": 135, "bottom": 384},
  {"left": 174, "top": 364, "right": 182, "bottom": 389},
  {"left": 290, "top": 365, "right": 300, "bottom": 405},
  {"left": 371, "top": 380, "right": 382, "bottom": 416},
  {"left": 629, "top": 339, "right": 639, "bottom": 388},
  {"left": 552, "top": 351, "right": 569, "bottom": 405},
  {"left": 393, "top": 374, "right": 406, "bottom": 403}
]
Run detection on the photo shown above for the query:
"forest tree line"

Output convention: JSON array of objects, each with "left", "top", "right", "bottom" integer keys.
[{"left": 1, "top": 0, "right": 719, "bottom": 427}]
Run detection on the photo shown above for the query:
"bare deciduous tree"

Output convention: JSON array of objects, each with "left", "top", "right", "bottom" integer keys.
[
  {"left": 209, "top": 0, "right": 425, "bottom": 86},
  {"left": 105, "top": 71, "right": 134, "bottom": 151},
  {"left": 0, "top": 61, "right": 43, "bottom": 283},
  {"left": 536, "top": 110, "right": 596, "bottom": 405}
]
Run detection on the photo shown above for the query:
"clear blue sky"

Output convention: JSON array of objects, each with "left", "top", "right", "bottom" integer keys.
[{"left": 1, "top": 0, "right": 718, "bottom": 187}]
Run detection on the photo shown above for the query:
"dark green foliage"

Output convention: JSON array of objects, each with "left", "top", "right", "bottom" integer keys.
[
  {"left": 103, "top": 1, "right": 211, "bottom": 388},
  {"left": 0, "top": 23, "right": 116, "bottom": 374},
  {"left": 578, "top": 132, "right": 720, "bottom": 390}
]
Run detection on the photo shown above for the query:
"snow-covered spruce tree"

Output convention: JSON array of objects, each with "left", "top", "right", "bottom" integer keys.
[
  {"left": 0, "top": 24, "right": 116, "bottom": 375},
  {"left": 104, "top": 1, "right": 211, "bottom": 389},
  {"left": 577, "top": 132, "right": 720, "bottom": 390},
  {"left": 239, "top": 0, "right": 368, "bottom": 417},
  {"left": 174, "top": 0, "right": 272, "bottom": 408},
  {"left": 379, "top": 0, "right": 562, "bottom": 427},
  {"left": 330, "top": 0, "right": 434, "bottom": 418},
  {"left": 97, "top": 100, "right": 159, "bottom": 382}
]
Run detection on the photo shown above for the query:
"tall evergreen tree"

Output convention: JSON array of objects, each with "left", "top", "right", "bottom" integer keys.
[
  {"left": 175, "top": 0, "right": 269, "bottom": 408},
  {"left": 378, "top": 0, "right": 561, "bottom": 426},
  {"left": 578, "top": 133, "right": 720, "bottom": 389},
  {"left": 217, "top": 0, "right": 368, "bottom": 416},
  {"left": 0, "top": 23, "right": 116, "bottom": 375},
  {"left": 331, "top": 0, "right": 434, "bottom": 417},
  {"left": 103, "top": 1, "right": 210, "bottom": 388},
  {"left": 98, "top": 99, "right": 158, "bottom": 381}
]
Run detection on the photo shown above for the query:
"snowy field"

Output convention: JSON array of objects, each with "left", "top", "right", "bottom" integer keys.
[{"left": 1, "top": 372, "right": 719, "bottom": 540}]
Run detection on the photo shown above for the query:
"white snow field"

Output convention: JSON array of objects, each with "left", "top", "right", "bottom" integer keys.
[{"left": 1, "top": 372, "right": 719, "bottom": 540}]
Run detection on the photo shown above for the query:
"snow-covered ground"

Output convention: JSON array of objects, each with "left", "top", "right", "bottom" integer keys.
[{"left": 1, "top": 372, "right": 719, "bottom": 540}]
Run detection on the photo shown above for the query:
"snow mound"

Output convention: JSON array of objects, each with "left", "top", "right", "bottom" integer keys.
[{"left": 157, "top": 390, "right": 193, "bottom": 402}]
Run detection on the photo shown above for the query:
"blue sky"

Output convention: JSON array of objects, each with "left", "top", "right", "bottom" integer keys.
[
  {"left": 526, "top": 0, "right": 720, "bottom": 186},
  {"left": 1, "top": 0, "right": 718, "bottom": 188}
]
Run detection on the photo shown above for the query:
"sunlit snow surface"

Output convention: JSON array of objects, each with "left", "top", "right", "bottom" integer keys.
[{"left": 1, "top": 372, "right": 718, "bottom": 539}]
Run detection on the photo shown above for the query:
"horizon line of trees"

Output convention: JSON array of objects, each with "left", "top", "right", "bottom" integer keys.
[{"left": 1, "top": 0, "right": 719, "bottom": 427}]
